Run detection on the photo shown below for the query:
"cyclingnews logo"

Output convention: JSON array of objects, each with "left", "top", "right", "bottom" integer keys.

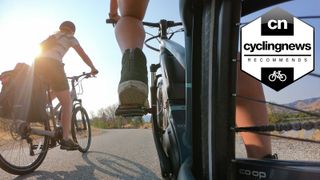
[{"left": 241, "top": 8, "right": 315, "bottom": 91}]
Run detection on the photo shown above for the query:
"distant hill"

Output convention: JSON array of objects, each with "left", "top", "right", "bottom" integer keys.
[
  {"left": 268, "top": 97, "right": 320, "bottom": 114},
  {"left": 286, "top": 97, "right": 320, "bottom": 112}
]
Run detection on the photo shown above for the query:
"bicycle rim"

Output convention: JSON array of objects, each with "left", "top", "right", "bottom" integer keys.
[
  {"left": 72, "top": 106, "right": 91, "bottom": 153},
  {"left": 0, "top": 118, "right": 50, "bottom": 175}
]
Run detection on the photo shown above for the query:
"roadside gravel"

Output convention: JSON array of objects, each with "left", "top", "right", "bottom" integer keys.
[{"left": 236, "top": 135, "right": 320, "bottom": 161}]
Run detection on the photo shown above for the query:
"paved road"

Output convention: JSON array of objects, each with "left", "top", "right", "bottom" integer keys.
[
  {"left": 0, "top": 129, "right": 162, "bottom": 180},
  {"left": 2, "top": 129, "right": 319, "bottom": 179}
]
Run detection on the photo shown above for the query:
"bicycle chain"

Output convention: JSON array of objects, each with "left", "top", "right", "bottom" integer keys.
[{"left": 233, "top": 120, "right": 320, "bottom": 132}]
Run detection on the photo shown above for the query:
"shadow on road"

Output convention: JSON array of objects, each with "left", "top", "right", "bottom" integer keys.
[
  {"left": 11, "top": 151, "right": 159, "bottom": 179},
  {"left": 82, "top": 151, "right": 161, "bottom": 179},
  {"left": 13, "top": 165, "right": 97, "bottom": 180}
]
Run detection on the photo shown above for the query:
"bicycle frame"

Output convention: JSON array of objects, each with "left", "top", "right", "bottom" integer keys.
[
  {"left": 52, "top": 77, "right": 84, "bottom": 118},
  {"left": 28, "top": 87, "right": 61, "bottom": 139},
  {"left": 28, "top": 74, "right": 87, "bottom": 140},
  {"left": 148, "top": 20, "right": 192, "bottom": 179}
]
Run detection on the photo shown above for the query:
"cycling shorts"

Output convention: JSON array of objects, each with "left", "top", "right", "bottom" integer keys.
[{"left": 34, "top": 58, "right": 69, "bottom": 92}]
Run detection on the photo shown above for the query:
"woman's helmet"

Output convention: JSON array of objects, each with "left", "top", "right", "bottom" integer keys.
[{"left": 59, "top": 21, "right": 76, "bottom": 33}]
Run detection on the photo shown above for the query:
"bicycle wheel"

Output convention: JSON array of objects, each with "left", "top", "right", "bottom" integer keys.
[
  {"left": 0, "top": 118, "right": 50, "bottom": 175},
  {"left": 71, "top": 106, "right": 91, "bottom": 153}
]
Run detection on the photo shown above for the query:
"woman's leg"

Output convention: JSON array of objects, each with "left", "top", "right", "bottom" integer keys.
[
  {"left": 115, "top": 0, "right": 149, "bottom": 53},
  {"left": 236, "top": 69, "right": 272, "bottom": 158},
  {"left": 54, "top": 90, "right": 72, "bottom": 140}
]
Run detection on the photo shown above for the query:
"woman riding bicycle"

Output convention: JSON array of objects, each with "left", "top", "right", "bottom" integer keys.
[{"left": 34, "top": 21, "right": 98, "bottom": 150}]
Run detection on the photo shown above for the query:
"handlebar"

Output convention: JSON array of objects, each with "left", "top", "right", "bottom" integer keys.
[
  {"left": 67, "top": 72, "right": 94, "bottom": 95},
  {"left": 143, "top": 20, "right": 182, "bottom": 28},
  {"left": 106, "top": 19, "right": 183, "bottom": 52},
  {"left": 106, "top": 18, "right": 182, "bottom": 28},
  {"left": 67, "top": 72, "right": 94, "bottom": 82}
]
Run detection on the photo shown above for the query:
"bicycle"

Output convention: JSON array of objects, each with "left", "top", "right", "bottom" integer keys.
[
  {"left": 52, "top": 72, "right": 93, "bottom": 153},
  {"left": 0, "top": 71, "right": 93, "bottom": 175},
  {"left": 107, "top": 0, "right": 320, "bottom": 179}
]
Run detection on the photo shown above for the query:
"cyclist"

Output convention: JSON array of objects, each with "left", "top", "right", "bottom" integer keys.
[
  {"left": 108, "top": 1, "right": 273, "bottom": 159},
  {"left": 34, "top": 21, "right": 98, "bottom": 150}
]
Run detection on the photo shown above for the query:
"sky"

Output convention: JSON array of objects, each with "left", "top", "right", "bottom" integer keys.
[{"left": 0, "top": 0, "right": 319, "bottom": 115}]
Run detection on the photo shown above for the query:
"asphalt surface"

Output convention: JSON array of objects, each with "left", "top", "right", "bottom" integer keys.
[
  {"left": 1, "top": 129, "right": 319, "bottom": 179},
  {"left": 0, "top": 129, "right": 162, "bottom": 180}
]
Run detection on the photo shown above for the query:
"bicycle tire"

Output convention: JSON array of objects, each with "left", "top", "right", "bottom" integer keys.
[
  {"left": 0, "top": 119, "right": 50, "bottom": 175},
  {"left": 197, "top": 0, "right": 241, "bottom": 179},
  {"left": 71, "top": 106, "right": 91, "bottom": 153}
]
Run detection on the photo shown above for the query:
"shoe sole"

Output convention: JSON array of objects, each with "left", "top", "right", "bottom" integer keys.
[
  {"left": 118, "top": 80, "right": 148, "bottom": 105},
  {"left": 115, "top": 105, "right": 148, "bottom": 117}
]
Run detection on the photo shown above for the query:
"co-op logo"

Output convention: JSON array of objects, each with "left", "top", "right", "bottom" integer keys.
[
  {"left": 239, "top": 168, "right": 267, "bottom": 179},
  {"left": 241, "top": 8, "right": 314, "bottom": 91}
]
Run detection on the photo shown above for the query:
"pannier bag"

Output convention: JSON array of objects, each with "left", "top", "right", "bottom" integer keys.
[{"left": 0, "top": 63, "right": 48, "bottom": 122}]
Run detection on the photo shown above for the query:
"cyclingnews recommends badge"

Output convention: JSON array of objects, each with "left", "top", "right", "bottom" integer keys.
[{"left": 241, "top": 7, "right": 314, "bottom": 91}]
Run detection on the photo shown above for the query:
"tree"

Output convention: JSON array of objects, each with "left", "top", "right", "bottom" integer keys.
[
  {"left": 91, "top": 104, "right": 147, "bottom": 129},
  {"left": 104, "top": 104, "right": 118, "bottom": 120}
]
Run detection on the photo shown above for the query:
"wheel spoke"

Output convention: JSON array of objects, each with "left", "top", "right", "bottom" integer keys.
[{"left": 235, "top": 71, "right": 320, "bottom": 144}]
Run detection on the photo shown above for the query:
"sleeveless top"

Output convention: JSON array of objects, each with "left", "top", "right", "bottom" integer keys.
[{"left": 38, "top": 31, "right": 79, "bottom": 62}]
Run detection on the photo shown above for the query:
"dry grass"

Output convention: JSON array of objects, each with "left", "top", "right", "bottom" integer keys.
[
  {"left": 91, "top": 127, "right": 105, "bottom": 136},
  {"left": 0, "top": 117, "right": 13, "bottom": 141},
  {"left": 140, "top": 123, "right": 152, "bottom": 129}
]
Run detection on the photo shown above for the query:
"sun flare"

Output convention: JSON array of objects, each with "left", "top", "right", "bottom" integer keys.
[{"left": 0, "top": 19, "right": 55, "bottom": 67}]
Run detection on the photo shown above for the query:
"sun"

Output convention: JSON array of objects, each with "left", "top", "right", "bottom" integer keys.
[{"left": 0, "top": 19, "right": 54, "bottom": 68}]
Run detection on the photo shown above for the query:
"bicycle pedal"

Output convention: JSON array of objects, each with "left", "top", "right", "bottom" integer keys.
[{"left": 115, "top": 105, "right": 149, "bottom": 117}]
